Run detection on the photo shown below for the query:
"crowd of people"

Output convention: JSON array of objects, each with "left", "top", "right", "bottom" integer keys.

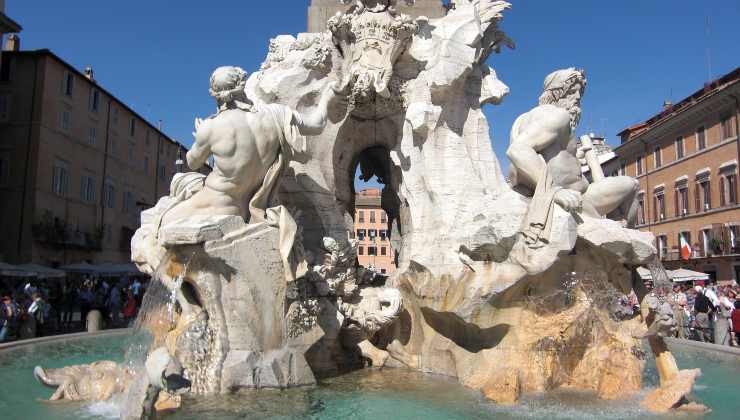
[
  {"left": 0, "top": 275, "right": 147, "bottom": 343},
  {"left": 668, "top": 283, "right": 740, "bottom": 346}
]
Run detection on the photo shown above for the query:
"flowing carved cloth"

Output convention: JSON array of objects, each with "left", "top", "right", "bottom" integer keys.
[
  {"left": 251, "top": 104, "right": 309, "bottom": 282},
  {"left": 520, "top": 161, "right": 562, "bottom": 248}
]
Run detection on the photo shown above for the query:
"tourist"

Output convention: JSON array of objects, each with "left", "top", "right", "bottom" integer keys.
[
  {"left": 692, "top": 285, "right": 714, "bottom": 342},
  {"left": 79, "top": 284, "right": 94, "bottom": 328},
  {"left": 27, "top": 292, "right": 50, "bottom": 337},
  {"left": 0, "top": 294, "right": 20, "bottom": 342},
  {"left": 732, "top": 300, "right": 740, "bottom": 346},
  {"left": 122, "top": 289, "right": 138, "bottom": 326},
  {"left": 670, "top": 285, "right": 688, "bottom": 339},
  {"left": 59, "top": 282, "right": 77, "bottom": 329},
  {"left": 716, "top": 292, "right": 734, "bottom": 346},
  {"left": 131, "top": 277, "right": 143, "bottom": 306},
  {"left": 108, "top": 284, "right": 122, "bottom": 327}
]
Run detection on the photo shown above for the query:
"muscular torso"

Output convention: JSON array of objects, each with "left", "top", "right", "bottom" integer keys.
[
  {"left": 511, "top": 104, "right": 587, "bottom": 193},
  {"left": 200, "top": 107, "right": 285, "bottom": 198}
]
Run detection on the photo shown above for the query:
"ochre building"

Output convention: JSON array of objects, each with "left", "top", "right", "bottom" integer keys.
[
  {"left": 353, "top": 188, "right": 396, "bottom": 274},
  {"left": 0, "top": 46, "right": 201, "bottom": 266},
  {"left": 615, "top": 67, "right": 740, "bottom": 284}
]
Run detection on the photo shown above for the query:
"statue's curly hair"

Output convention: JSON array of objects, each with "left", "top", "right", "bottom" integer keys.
[{"left": 209, "top": 66, "right": 248, "bottom": 104}]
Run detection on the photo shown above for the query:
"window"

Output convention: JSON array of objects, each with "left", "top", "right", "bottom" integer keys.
[
  {"left": 358, "top": 211, "right": 365, "bottom": 223},
  {"left": 654, "top": 146, "right": 662, "bottom": 168},
  {"left": 381, "top": 246, "right": 387, "bottom": 256},
  {"left": 88, "top": 126, "right": 97, "bottom": 145},
  {"left": 111, "top": 107, "right": 119, "bottom": 125},
  {"left": 357, "top": 229, "right": 366, "bottom": 240},
  {"left": 88, "top": 89, "right": 100, "bottom": 112},
  {"left": 729, "top": 225, "right": 740, "bottom": 251},
  {"left": 381, "top": 269, "right": 387, "bottom": 274},
  {"left": 146, "top": 131, "right": 151, "bottom": 146},
  {"left": 696, "top": 126, "right": 706, "bottom": 150},
  {"left": 123, "top": 191, "right": 135, "bottom": 213},
  {"left": 129, "top": 118, "right": 136, "bottom": 137},
  {"left": 62, "top": 71, "right": 74, "bottom": 96},
  {"left": 369, "top": 211, "right": 376, "bottom": 223},
  {"left": 0, "top": 94, "right": 10, "bottom": 122},
  {"left": 379, "top": 229, "right": 387, "bottom": 241},
  {"left": 80, "top": 175, "right": 96, "bottom": 203},
  {"left": 143, "top": 156, "right": 149, "bottom": 174},
  {"left": 653, "top": 190, "right": 665, "bottom": 222},
  {"left": 104, "top": 180, "right": 116, "bottom": 208},
  {"left": 697, "top": 180, "right": 711, "bottom": 211},
  {"left": 381, "top": 211, "right": 387, "bottom": 223},
  {"left": 619, "top": 162, "right": 626, "bottom": 176},
  {"left": 368, "top": 229, "right": 377, "bottom": 238},
  {"left": 701, "top": 229, "right": 712, "bottom": 256},
  {"left": 111, "top": 137, "right": 118, "bottom": 157},
  {"left": 675, "top": 136, "right": 684, "bottom": 159},
  {"left": 675, "top": 186, "right": 689, "bottom": 217},
  {"left": 128, "top": 142, "right": 135, "bottom": 161},
  {"left": 60, "top": 109, "right": 71, "bottom": 131},
  {"left": 720, "top": 114, "right": 737, "bottom": 140},
  {"left": 637, "top": 193, "right": 645, "bottom": 225},
  {"left": 636, "top": 156, "right": 643, "bottom": 175},
  {"left": 358, "top": 246, "right": 364, "bottom": 256},
  {"left": 728, "top": 174, "right": 737, "bottom": 205},
  {"left": 52, "top": 161, "right": 70, "bottom": 196},
  {"left": 368, "top": 246, "right": 377, "bottom": 256},
  {"left": 657, "top": 235, "right": 668, "bottom": 259},
  {"left": 158, "top": 165, "right": 166, "bottom": 181}
]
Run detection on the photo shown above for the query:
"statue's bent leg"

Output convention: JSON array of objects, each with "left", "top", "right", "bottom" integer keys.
[{"left": 583, "top": 176, "right": 639, "bottom": 226}]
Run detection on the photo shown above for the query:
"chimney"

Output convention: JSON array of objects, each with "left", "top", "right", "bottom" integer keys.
[
  {"left": 84, "top": 66, "right": 95, "bottom": 81},
  {"left": 662, "top": 100, "right": 673, "bottom": 111},
  {"left": 4, "top": 34, "right": 20, "bottom": 52}
]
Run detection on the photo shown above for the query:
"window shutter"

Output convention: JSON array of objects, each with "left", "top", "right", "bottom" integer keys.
[
  {"left": 720, "top": 177, "right": 726, "bottom": 206},
  {"left": 694, "top": 185, "right": 700, "bottom": 213}
]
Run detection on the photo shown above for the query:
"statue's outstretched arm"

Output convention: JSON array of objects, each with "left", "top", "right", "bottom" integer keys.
[
  {"left": 187, "top": 119, "right": 212, "bottom": 170},
  {"left": 294, "top": 82, "right": 345, "bottom": 136}
]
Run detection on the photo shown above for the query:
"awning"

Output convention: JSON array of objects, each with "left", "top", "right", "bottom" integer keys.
[
  {"left": 637, "top": 266, "right": 709, "bottom": 283},
  {"left": 60, "top": 262, "right": 142, "bottom": 276},
  {"left": 0, "top": 262, "right": 36, "bottom": 277},
  {"left": 59, "top": 262, "right": 100, "bottom": 274},
  {"left": 15, "top": 263, "right": 65, "bottom": 279},
  {"left": 670, "top": 268, "right": 710, "bottom": 282}
]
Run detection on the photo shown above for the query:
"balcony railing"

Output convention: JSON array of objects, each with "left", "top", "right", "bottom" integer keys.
[{"left": 660, "top": 246, "right": 740, "bottom": 261}]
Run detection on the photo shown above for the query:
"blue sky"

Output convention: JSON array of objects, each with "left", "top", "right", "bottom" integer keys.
[{"left": 7, "top": 1, "right": 740, "bottom": 189}]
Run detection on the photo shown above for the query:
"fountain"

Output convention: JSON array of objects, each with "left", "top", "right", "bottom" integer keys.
[{"left": 17, "top": 1, "right": 726, "bottom": 418}]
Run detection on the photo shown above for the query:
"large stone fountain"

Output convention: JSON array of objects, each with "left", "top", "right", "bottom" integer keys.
[{"left": 35, "top": 1, "right": 706, "bottom": 417}]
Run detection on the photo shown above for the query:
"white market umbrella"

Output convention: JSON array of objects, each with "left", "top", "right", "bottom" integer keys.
[
  {"left": 669, "top": 268, "right": 709, "bottom": 283},
  {"left": 0, "top": 262, "right": 37, "bottom": 277}
]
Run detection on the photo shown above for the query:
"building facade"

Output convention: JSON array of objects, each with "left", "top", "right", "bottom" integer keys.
[
  {"left": 615, "top": 67, "right": 740, "bottom": 284},
  {"left": 0, "top": 48, "right": 198, "bottom": 266},
  {"left": 0, "top": 0, "right": 21, "bottom": 69},
  {"left": 354, "top": 188, "right": 396, "bottom": 274},
  {"left": 307, "top": 0, "right": 447, "bottom": 32}
]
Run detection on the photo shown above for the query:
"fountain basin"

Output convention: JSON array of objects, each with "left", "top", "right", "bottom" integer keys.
[{"left": 1, "top": 332, "right": 739, "bottom": 419}]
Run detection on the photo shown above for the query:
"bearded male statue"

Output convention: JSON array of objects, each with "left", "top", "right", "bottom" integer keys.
[
  {"left": 507, "top": 68, "right": 639, "bottom": 241},
  {"left": 161, "top": 66, "right": 345, "bottom": 227}
]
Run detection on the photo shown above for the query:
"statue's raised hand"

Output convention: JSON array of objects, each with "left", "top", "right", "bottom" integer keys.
[{"left": 554, "top": 189, "right": 582, "bottom": 213}]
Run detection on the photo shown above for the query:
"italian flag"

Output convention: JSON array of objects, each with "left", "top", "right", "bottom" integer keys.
[{"left": 680, "top": 234, "right": 692, "bottom": 261}]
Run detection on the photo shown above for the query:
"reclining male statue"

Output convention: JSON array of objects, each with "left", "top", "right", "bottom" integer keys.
[
  {"left": 507, "top": 68, "right": 639, "bottom": 246},
  {"left": 161, "top": 66, "right": 345, "bottom": 227}
]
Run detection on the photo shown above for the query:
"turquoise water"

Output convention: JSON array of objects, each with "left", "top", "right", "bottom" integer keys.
[{"left": 0, "top": 335, "right": 738, "bottom": 419}]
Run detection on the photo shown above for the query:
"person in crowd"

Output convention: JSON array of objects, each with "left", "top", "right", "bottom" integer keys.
[
  {"left": 79, "top": 284, "right": 94, "bottom": 328},
  {"left": 0, "top": 293, "right": 20, "bottom": 342},
  {"left": 732, "top": 300, "right": 740, "bottom": 346},
  {"left": 131, "top": 277, "right": 143, "bottom": 306},
  {"left": 108, "top": 283, "right": 122, "bottom": 327},
  {"left": 27, "top": 292, "right": 50, "bottom": 337},
  {"left": 692, "top": 285, "right": 714, "bottom": 342},
  {"left": 122, "top": 288, "right": 138, "bottom": 326},
  {"left": 60, "top": 281, "right": 77, "bottom": 330},
  {"left": 716, "top": 291, "right": 734, "bottom": 346},
  {"left": 669, "top": 285, "right": 688, "bottom": 339}
]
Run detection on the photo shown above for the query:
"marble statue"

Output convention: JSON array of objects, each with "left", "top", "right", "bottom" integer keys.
[
  {"left": 507, "top": 68, "right": 639, "bottom": 233},
  {"left": 34, "top": 361, "right": 133, "bottom": 402},
  {"left": 161, "top": 66, "right": 345, "bottom": 227},
  {"left": 39, "top": 1, "right": 707, "bottom": 417}
]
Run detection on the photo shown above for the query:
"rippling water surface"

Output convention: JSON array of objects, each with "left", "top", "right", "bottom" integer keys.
[{"left": 1, "top": 335, "right": 738, "bottom": 420}]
